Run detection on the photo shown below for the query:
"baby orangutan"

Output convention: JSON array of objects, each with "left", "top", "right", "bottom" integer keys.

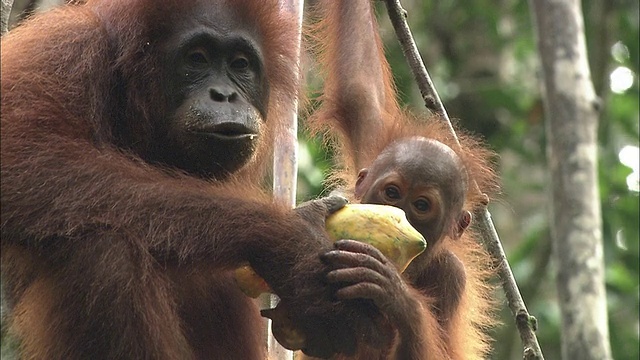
[
  {"left": 316, "top": 137, "right": 473, "bottom": 359},
  {"left": 351, "top": 137, "right": 471, "bottom": 322},
  {"left": 264, "top": 136, "right": 489, "bottom": 359}
]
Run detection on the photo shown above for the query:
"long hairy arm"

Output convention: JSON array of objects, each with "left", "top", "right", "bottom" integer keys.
[{"left": 310, "top": 0, "right": 402, "bottom": 170}]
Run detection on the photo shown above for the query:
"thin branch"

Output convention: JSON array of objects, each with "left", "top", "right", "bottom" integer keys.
[
  {"left": 382, "top": 1, "right": 544, "bottom": 359},
  {"left": 499, "top": 231, "right": 552, "bottom": 358},
  {"left": 1, "top": 2, "right": 15, "bottom": 359}
]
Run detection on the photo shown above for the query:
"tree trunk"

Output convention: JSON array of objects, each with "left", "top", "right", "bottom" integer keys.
[
  {"left": 265, "top": 0, "right": 303, "bottom": 359},
  {"left": 529, "top": 1, "right": 612, "bottom": 359},
  {"left": 1, "top": 0, "right": 14, "bottom": 35}
]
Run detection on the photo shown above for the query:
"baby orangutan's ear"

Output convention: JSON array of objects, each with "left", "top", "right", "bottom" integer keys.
[
  {"left": 354, "top": 168, "right": 369, "bottom": 199},
  {"left": 451, "top": 210, "right": 472, "bottom": 240}
]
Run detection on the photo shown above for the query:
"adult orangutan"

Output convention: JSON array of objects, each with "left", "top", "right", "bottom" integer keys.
[{"left": 0, "top": 0, "right": 386, "bottom": 359}]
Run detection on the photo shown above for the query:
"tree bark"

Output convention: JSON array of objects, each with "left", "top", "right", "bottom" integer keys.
[
  {"left": 1, "top": 0, "right": 14, "bottom": 35},
  {"left": 529, "top": 1, "right": 612, "bottom": 359},
  {"left": 264, "top": 0, "right": 303, "bottom": 359}
]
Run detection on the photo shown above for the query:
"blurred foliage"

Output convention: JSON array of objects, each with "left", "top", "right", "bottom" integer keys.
[{"left": 299, "top": 0, "right": 639, "bottom": 359}]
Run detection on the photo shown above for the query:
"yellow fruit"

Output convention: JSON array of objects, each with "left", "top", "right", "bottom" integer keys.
[
  {"left": 234, "top": 203, "right": 427, "bottom": 298},
  {"left": 260, "top": 306, "right": 306, "bottom": 350},
  {"left": 234, "top": 264, "right": 272, "bottom": 297},
  {"left": 325, "top": 204, "right": 427, "bottom": 272}
]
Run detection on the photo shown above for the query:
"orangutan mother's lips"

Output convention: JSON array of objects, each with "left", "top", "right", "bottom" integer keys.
[{"left": 193, "top": 123, "right": 258, "bottom": 141}]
